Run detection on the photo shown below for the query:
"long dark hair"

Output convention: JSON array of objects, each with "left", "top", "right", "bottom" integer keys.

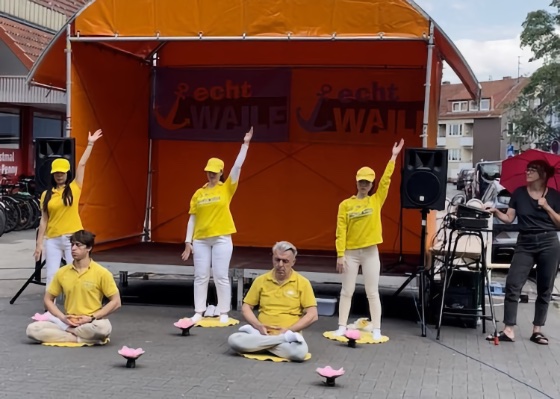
[{"left": 42, "top": 172, "right": 74, "bottom": 214}]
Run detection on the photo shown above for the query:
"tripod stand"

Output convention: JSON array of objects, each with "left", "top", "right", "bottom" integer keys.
[
  {"left": 392, "top": 207, "right": 429, "bottom": 337},
  {"left": 385, "top": 153, "right": 417, "bottom": 273},
  {"left": 10, "top": 258, "right": 46, "bottom": 304}
]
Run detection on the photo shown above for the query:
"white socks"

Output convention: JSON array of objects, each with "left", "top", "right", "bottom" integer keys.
[
  {"left": 333, "top": 326, "right": 347, "bottom": 336},
  {"left": 204, "top": 305, "right": 216, "bottom": 317},
  {"left": 284, "top": 330, "right": 304, "bottom": 343},
  {"left": 44, "top": 311, "right": 69, "bottom": 331},
  {"left": 238, "top": 325, "right": 303, "bottom": 343},
  {"left": 239, "top": 325, "right": 261, "bottom": 335},
  {"left": 373, "top": 328, "right": 382, "bottom": 340},
  {"left": 190, "top": 313, "right": 202, "bottom": 323}
]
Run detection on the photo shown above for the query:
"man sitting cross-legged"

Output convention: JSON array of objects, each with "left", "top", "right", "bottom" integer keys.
[
  {"left": 26, "top": 230, "right": 121, "bottom": 345},
  {"left": 227, "top": 241, "right": 318, "bottom": 362}
]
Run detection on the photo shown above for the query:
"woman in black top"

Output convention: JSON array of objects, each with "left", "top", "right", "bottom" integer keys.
[{"left": 487, "top": 160, "right": 560, "bottom": 345}]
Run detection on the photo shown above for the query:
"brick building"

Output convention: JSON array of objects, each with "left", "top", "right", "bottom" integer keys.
[
  {"left": 437, "top": 76, "right": 529, "bottom": 180},
  {"left": 0, "top": 0, "right": 86, "bottom": 177}
]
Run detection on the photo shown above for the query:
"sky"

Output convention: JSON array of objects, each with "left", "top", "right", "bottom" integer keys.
[{"left": 415, "top": 0, "right": 554, "bottom": 83}]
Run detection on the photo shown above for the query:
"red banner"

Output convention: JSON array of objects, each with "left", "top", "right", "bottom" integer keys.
[
  {"left": 0, "top": 149, "right": 20, "bottom": 176},
  {"left": 290, "top": 69, "right": 426, "bottom": 145}
]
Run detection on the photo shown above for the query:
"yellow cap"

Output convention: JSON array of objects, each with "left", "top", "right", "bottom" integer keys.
[
  {"left": 204, "top": 158, "right": 224, "bottom": 174},
  {"left": 356, "top": 166, "right": 375, "bottom": 182},
  {"left": 51, "top": 158, "right": 70, "bottom": 174}
]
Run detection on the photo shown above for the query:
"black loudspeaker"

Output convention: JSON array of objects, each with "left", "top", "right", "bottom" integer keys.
[
  {"left": 34, "top": 138, "right": 76, "bottom": 195},
  {"left": 401, "top": 148, "right": 448, "bottom": 210}
]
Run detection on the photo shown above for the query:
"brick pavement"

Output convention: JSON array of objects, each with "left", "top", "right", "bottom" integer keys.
[
  {"left": 1, "top": 231, "right": 559, "bottom": 398},
  {"left": 1, "top": 289, "right": 560, "bottom": 399}
]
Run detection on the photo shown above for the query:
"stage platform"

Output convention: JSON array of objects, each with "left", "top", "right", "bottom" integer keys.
[{"left": 94, "top": 242, "right": 421, "bottom": 309}]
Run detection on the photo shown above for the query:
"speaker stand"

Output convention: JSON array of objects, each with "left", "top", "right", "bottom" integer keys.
[
  {"left": 392, "top": 207, "right": 429, "bottom": 337},
  {"left": 10, "top": 259, "right": 46, "bottom": 304}
]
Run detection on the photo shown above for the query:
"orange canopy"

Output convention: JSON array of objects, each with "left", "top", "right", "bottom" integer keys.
[{"left": 27, "top": 0, "right": 480, "bottom": 255}]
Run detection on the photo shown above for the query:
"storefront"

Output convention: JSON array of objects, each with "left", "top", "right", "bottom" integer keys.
[{"left": 0, "top": 15, "right": 66, "bottom": 179}]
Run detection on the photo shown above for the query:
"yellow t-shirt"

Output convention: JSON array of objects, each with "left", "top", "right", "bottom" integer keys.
[
  {"left": 243, "top": 270, "right": 317, "bottom": 331},
  {"left": 47, "top": 260, "right": 119, "bottom": 316},
  {"left": 40, "top": 180, "right": 83, "bottom": 239},
  {"left": 189, "top": 176, "right": 238, "bottom": 240},
  {"left": 335, "top": 160, "right": 395, "bottom": 256}
]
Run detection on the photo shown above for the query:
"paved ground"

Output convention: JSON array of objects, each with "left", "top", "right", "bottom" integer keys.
[{"left": 3, "top": 218, "right": 560, "bottom": 398}]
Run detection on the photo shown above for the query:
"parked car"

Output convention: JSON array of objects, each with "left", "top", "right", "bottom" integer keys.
[
  {"left": 480, "top": 180, "right": 518, "bottom": 264},
  {"left": 472, "top": 161, "right": 502, "bottom": 200},
  {"left": 457, "top": 168, "right": 474, "bottom": 190}
]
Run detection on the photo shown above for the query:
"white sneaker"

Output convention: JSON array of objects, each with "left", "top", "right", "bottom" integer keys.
[
  {"left": 219, "top": 314, "right": 229, "bottom": 324},
  {"left": 204, "top": 305, "right": 216, "bottom": 317}
]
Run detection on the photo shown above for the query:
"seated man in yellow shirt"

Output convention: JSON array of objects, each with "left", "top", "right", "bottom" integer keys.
[
  {"left": 227, "top": 241, "right": 318, "bottom": 362},
  {"left": 26, "top": 230, "right": 121, "bottom": 345}
]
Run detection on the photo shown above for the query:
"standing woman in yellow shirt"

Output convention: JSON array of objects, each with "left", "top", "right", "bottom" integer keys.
[
  {"left": 181, "top": 127, "right": 253, "bottom": 324},
  {"left": 34, "top": 129, "right": 103, "bottom": 289},
  {"left": 332, "top": 139, "right": 404, "bottom": 341}
]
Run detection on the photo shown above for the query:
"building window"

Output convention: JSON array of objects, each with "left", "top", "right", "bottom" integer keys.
[
  {"left": 507, "top": 122, "right": 516, "bottom": 137},
  {"left": 0, "top": 107, "right": 21, "bottom": 149},
  {"left": 448, "top": 124, "right": 463, "bottom": 136},
  {"left": 448, "top": 149, "right": 462, "bottom": 161},
  {"left": 469, "top": 101, "right": 478, "bottom": 111},
  {"left": 452, "top": 101, "right": 468, "bottom": 112},
  {"left": 480, "top": 99, "right": 490, "bottom": 111},
  {"left": 33, "top": 112, "right": 64, "bottom": 139}
]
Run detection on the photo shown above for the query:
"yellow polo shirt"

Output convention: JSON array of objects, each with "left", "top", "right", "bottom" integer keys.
[
  {"left": 189, "top": 176, "right": 238, "bottom": 240},
  {"left": 244, "top": 270, "right": 317, "bottom": 330},
  {"left": 335, "top": 160, "right": 395, "bottom": 256},
  {"left": 40, "top": 180, "right": 83, "bottom": 239},
  {"left": 47, "top": 260, "right": 119, "bottom": 316}
]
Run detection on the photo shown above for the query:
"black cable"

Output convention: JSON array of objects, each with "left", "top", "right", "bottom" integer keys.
[{"left": 411, "top": 297, "right": 555, "bottom": 399}]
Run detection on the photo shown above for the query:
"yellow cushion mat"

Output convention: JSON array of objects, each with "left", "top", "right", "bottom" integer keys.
[
  {"left": 42, "top": 338, "right": 110, "bottom": 347},
  {"left": 195, "top": 317, "right": 239, "bottom": 328},
  {"left": 323, "top": 331, "right": 389, "bottom": 344},
  {"left": 241, "top": 352, "right": 312, "bottom": 362}
]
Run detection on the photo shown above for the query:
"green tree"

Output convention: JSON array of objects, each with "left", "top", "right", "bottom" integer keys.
[{"left": 509, "top": 1, "right": 560, "bottom": 149}]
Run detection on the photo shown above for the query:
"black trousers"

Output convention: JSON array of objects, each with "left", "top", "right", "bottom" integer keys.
[{"left": 504, "top": 231, "right": 560, "bottom": 327}]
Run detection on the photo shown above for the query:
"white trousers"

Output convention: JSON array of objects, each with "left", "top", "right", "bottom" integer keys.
[
  {"left": 228, "top": 332, "right": 309, "bottom": 362},
  {"left": 193, "top": 235, "right": 233, "bottom": 314},
  {"left": 338, "top": 245, "right": 382, "bottom": 329},
  {"left": 45, "top": 235, "right": 72, "bottom": 289}
]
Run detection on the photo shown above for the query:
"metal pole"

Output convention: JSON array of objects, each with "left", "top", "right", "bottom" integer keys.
[
  {"left": 143, "top": 138, "right": 153, "bottom": 242},
  {"left": 421, "top": 22, "right": 434, "bottom": 148},
  {"left": 65, "top": 24, "right": 72, "bottom": 138},
  {"left": 142, "top": 53, "right": 157, "bottom": 242},
  {"left": 69, "top": 35, "right": 425, "bottom": 42}
]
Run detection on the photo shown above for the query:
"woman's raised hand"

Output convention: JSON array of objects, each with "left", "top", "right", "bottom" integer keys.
[{"left": 244, "top": 126, "right": 253, "bottom": 144}]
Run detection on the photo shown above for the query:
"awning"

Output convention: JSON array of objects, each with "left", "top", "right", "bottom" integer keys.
[{"left": 27, "top": 0, "right": 481, "bottom": 100}]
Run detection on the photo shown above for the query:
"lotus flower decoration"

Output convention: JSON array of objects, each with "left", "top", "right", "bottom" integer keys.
[
  {"left": 316, "top": 366, "right": 345, "bottom": 386},
  {"left": 118, "top": 346, "right": 145, "bottom": 368}
]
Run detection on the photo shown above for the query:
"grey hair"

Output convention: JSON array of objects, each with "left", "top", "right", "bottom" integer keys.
[{"left": 272, "top": 241, "right": 298, "bottom": 257}]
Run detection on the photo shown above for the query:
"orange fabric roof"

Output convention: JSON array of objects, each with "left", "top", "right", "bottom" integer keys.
[{"left": 27, "top": 0, "right": 480, "bottom": 99}]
